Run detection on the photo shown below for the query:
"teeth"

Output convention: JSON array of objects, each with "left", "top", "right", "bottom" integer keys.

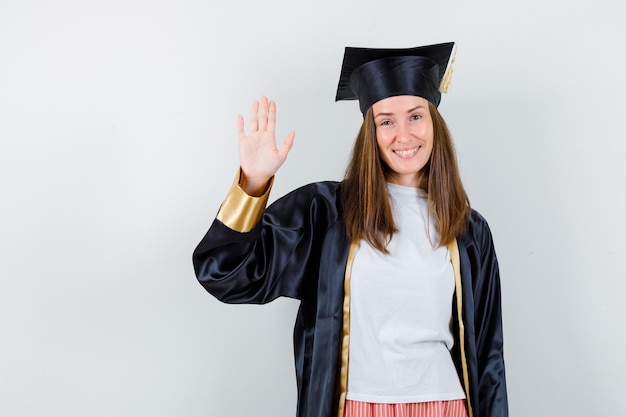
[{"left": 394, "top": 148, "right": 417, "bottom": 157}]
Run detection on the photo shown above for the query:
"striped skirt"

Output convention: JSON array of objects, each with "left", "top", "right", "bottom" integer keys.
[{"left": 344, "top": 399, "right": 468, "bottom": 417}]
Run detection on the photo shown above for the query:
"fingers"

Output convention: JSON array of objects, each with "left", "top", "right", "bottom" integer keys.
[
  {"left": 248, "top": 97, "right": 272, "bottom": 133},
  {"left": 241, "top": 96, "right": 284, "bottom": 143}
]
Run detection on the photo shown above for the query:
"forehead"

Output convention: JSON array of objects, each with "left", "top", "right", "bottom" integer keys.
[{"left": 372, "top": 95, "right": 429, "bottom": 115}]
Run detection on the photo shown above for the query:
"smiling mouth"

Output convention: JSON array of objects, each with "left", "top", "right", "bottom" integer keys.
[{"left": 393, "top": 147, "right": 419, "bottom": 158}]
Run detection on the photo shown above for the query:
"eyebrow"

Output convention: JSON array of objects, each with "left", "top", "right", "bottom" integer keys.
[{"left": 373, "top": 105, "right": 426, "bottom": 118}]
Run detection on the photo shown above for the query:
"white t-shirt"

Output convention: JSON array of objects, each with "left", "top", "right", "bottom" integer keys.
[{"left": 346, "top": 183, "right": 465, "bottom": 404}]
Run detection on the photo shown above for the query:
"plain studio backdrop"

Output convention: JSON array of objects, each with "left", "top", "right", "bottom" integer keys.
[{"left": 1, "top": 0, "right": 624, "bottom": 415}]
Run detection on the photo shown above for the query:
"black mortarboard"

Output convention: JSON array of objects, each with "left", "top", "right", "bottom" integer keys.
[{"left": 335, "top": 42, "right": 456, "bottom": 115}]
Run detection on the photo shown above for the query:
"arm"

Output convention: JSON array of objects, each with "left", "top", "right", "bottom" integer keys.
[
  {"left": 470, "top": 213, "right": 508, "bottom": 417},
  {"left": 193, "top": 178, "right": 339, "bottom": 304},
  {"left": 193, "top": 97, "right": 310, "bottom": 304}
]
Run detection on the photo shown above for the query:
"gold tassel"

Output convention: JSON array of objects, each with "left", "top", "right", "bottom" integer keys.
[{"left": 438, "top": 43, "right": 457, "bottom": 94}]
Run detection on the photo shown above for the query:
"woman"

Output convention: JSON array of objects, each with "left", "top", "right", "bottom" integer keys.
[{"left": 193, "top": 42, "right": 508, "bottom": 417}]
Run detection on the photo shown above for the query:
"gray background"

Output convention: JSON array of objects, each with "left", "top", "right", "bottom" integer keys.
[{"left": 1, "top": 0, "right": 624, "bottom": 415}]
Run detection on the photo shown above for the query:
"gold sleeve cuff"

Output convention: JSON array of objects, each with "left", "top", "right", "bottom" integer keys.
[{"left": 216, "top": 170, "right": 274, "bottom": 233}]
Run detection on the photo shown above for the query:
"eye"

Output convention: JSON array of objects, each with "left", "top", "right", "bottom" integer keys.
[
  {"left": 380, "top": 120, "right": 392, "bottom": 126},
  {"left": 410, "top": 114, "right": 422, "bottom": 121}
]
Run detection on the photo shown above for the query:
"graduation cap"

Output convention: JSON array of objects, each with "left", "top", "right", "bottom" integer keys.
[{"left": 335, "top": 42, "right": 456, "bottom": 115}]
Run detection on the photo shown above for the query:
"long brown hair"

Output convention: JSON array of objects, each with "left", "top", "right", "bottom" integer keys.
[{"left": 340, "top": 102, "right": 470, "bottom": 252}]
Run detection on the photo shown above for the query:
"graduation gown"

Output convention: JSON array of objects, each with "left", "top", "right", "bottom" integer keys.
[{"left": 193, "top": 177, "right": 508, "bottom": 417}]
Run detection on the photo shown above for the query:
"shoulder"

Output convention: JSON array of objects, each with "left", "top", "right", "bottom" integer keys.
[
  {"left": 468, "top": 209, "right": 491, "bottom": 233},
  {"left": 281, "top": 181, "right": 341, "bottom": 199},
  {"left": 273, "top": 181, "right": 342, "bottom": 203},
  {"left": 266, "top": 180, "right": 343, "bottom": 222},
  {"left": 459, "top": 208, "right": 497, "bottom": 255},
  {"left": 293, "top": 180, "right": 342, "bottom": 194}
]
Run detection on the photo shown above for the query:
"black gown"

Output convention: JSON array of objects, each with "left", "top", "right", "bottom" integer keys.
[{"left": 193, "top": 179, "right": 508, "bottom": 417}]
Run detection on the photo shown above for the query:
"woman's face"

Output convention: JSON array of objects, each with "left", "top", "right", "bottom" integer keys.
[{"left": 372, "top": 95, "right": 434, "bottom": 188}]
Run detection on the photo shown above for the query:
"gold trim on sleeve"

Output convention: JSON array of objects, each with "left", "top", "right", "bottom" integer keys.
[
  {"left": 448, "top": 238, "right": 473, "bottom": 417},
  {"left": 337, "top": 240, "right": 359, "bottom": 417},
  {"left": 215, "top": 170, "right": 274, "bottom": 233}
]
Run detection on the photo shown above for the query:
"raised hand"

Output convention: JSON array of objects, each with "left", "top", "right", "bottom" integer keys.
[{"left": 237, "top": 96, "right": 295, "bottom": 196}]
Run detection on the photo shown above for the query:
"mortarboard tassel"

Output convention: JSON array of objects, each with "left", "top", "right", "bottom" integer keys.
[{"left": 438, "top": 44, "right": 457, "bottom": 94}]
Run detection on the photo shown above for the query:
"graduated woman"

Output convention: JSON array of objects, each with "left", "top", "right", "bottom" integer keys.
[{"left": 193, "top": 42, "right": 508, "bottom": 417}]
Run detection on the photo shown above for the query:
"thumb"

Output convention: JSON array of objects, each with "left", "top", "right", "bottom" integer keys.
[{"left": 278, "top": 131, "right": 295, "bottom": 161}]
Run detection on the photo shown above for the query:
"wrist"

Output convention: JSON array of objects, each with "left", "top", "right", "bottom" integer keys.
[{"left": 239, "top": 169, "right": 272, "bottom": 197}]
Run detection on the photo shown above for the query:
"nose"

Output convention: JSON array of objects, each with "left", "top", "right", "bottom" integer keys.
[{"left": 396, "top": 121, "right": 412, "bottom": 143}]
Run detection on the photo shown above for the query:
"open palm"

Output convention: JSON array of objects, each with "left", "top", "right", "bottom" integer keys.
[{"left": 238, "top": 96, "right": 295, "bottom": 195}]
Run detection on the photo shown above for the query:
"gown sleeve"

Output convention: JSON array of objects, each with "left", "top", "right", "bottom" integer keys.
[
  {"left": 192, "top": 172, "right": 339, "bottom": 304},
  {"left": 468, "top": 212, "right": 508, "bottom": 417}
]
